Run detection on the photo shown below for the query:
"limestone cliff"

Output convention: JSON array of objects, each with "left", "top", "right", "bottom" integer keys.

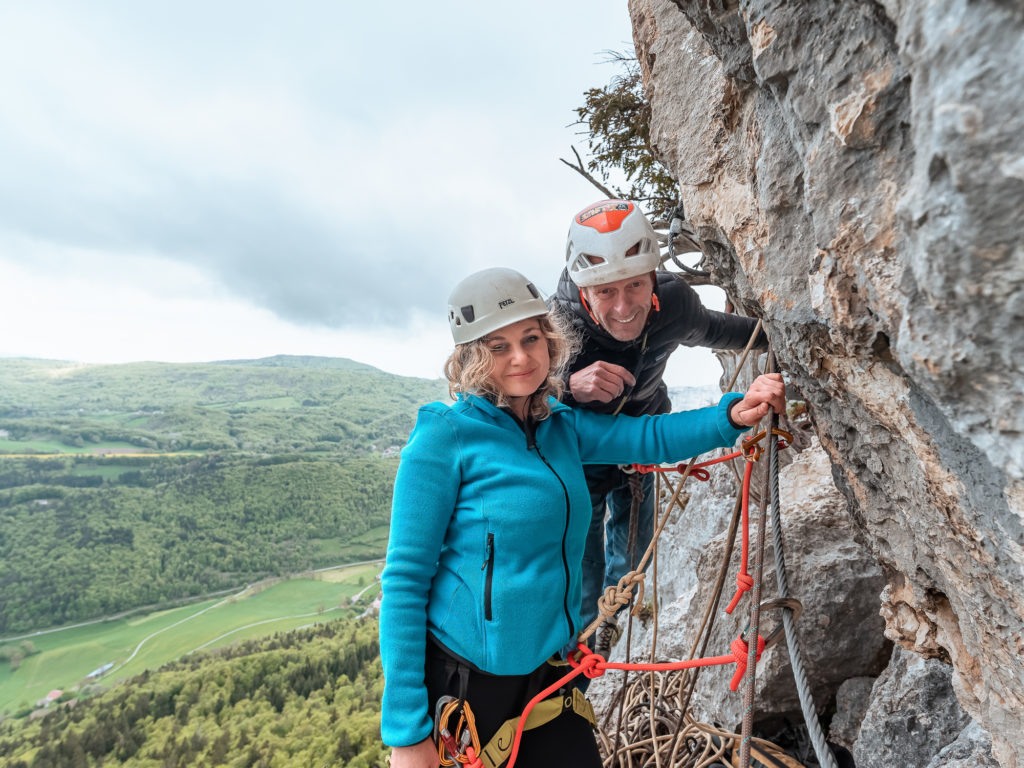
[{"left": 620, "top": 0, "right": 1024, "bottom": 765}]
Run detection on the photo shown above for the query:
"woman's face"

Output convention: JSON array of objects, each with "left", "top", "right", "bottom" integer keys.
[{"left": 481, "top": 317, "right": 550, "bottom": 400}]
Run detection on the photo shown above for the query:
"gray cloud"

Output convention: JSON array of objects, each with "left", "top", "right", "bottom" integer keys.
[{"left": 0, "top": 1, "right": 632, "bottom": 331}]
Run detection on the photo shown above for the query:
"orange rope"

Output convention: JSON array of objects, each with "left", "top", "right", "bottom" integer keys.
[
  {"left": 725, "top": 458, "right": 756, "bottom": 614},
  {"left": 632, "top": 429, "right": 793, "bottom": 618},
  {"left": 502, "top": 640, "right": 765, "bottom": 768}
]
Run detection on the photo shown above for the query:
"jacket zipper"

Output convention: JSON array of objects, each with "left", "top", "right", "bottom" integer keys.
[
  {"left": 482, "top": 533, "right": 495, "bottom": 621},
  {"left": 533, "top": 445, "right": 574, "bottom": 638}
]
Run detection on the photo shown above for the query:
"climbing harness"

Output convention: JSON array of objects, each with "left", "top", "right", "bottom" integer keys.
[{"left": 433, "top": 684, "right": 597, "bottom": 768}]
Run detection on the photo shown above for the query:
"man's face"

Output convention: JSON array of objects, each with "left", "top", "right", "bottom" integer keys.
[{"left": 582, "top": 273, "right": 655, "bottom": 342}]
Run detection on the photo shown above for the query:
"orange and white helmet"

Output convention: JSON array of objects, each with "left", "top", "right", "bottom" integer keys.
[{"left": 565, "top": 200, "right": 661, "bottom": 287}]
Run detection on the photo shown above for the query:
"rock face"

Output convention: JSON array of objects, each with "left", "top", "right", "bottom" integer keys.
[
  {"left": 853, "top": 647, "right": 969, "bottom": 768},
  {"left": 924, "top": 721, "right": 1002, "bottom": 768},
  {"left": 828, "top": 677, "right": 875, "bottom": 753},
  {"left": 626, "top": 0, "right": 1024, "bottom": 765}
]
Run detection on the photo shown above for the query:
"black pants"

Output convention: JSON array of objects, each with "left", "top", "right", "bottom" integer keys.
[{"left": 426, "top": 639, "right": 602, "bottom": 768}]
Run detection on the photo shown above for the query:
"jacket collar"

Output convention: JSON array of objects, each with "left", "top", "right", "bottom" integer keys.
[{"left": 456, "top": 392, "right": 569, "bottom": 420}]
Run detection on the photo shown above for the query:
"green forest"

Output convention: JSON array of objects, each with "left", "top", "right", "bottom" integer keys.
[
  {"left": 0, "top": 618, "right": 386, "bottom": 767},
  {"left": 0, "top": 455, "right": 396, "bottom": 633},
  {"left": 0, "top": 357, "right": 447, "bottom": 634}
]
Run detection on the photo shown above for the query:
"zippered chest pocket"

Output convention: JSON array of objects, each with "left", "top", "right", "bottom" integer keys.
[{"left": 482, "top": 533, "right": 495, "bottom": 621}]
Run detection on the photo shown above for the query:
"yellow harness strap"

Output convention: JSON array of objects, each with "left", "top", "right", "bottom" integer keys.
[{"left": 477, "top": 687, "right": 596, "bottom": 768}]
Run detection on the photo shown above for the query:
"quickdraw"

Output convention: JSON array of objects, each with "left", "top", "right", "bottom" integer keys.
[
  {"left": 434, "top": 688, "right": 597, "bottom": 768},
  {"left": 434, "top": 696, "right": 482, "bottom": 767}
]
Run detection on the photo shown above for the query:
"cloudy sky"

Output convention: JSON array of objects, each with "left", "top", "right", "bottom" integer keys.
[{"left": 0, "top": 1, "right": 727, "bottom": 387}]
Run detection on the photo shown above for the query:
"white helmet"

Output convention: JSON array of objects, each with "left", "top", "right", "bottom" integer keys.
[
  {"left": 447, "top": 268, "right": 549, "bottom": 344},
  {"left": 565, "top": 199, "right": 661, "bottom": 287}
]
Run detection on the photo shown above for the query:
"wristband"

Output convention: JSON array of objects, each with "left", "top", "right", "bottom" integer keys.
[{"left": 727, "top": 400, "right": 744, "bottom": 430}]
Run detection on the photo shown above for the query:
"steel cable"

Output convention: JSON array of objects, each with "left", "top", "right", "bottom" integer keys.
[{"left": 768, "top": 410, "right": 839, "bottom": 768}]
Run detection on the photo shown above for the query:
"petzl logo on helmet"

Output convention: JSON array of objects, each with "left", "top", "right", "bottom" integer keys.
[
  {"left": 498, "top": 298, "right": 516, "bottom": 308},
  {"left": 576, "top": 201, "right": 633, "bottom": 232}
]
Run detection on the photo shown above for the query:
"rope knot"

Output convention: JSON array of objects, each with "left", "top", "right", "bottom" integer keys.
[
  {"left": 596, "top": 571, "right": 646, "bottom": 617},
  {"left": 570, "top": 644, "right": 607, "bottom": 679},
  {"left": 728, "top": 634, "right": 766, "bottom": 691},
  {"left": 724, "top": 572, "right": 754, "bottom": 614}
]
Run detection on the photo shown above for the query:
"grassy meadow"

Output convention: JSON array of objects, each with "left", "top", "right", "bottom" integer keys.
[{"left": 0, "top": 562, "right": 382, "bottom": 716}]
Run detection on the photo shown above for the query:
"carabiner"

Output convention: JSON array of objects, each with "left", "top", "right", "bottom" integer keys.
[{"left": 741, "top": 597, "right": 803, "bottom": 650}]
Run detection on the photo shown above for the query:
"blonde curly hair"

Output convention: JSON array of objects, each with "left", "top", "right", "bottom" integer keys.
[{"left": 444, "top": 311, "right": 579, "bottom": 421}]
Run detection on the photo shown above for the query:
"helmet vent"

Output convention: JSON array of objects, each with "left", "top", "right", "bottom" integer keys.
[
  {"left": 526, "top": 283, "right": 540, "bottom": 299},
  {"left": 460, "top": 305, "right": 476, "bottom": 323}
]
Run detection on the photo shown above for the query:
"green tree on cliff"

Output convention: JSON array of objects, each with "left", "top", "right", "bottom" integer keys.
[{"left": 566, "top": 50, "right": 677, "bottom": 216}]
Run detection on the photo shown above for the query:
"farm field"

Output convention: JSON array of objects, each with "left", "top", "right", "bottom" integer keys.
[
  {"left": 0, "top": 438, "right": 148, "bottom": 455},
  {"left": 0, "top": 562, "right": 382, "bottom": 716}
]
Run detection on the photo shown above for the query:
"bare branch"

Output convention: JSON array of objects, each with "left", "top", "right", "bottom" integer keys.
[
  {"left": 670, "top": 271, "right": 715, "bottom": 287},
  {"left": 560, "top": 146, "right": 618, "bottom": 199}
]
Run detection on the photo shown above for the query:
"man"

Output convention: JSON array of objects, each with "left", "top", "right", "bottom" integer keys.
[{"left": 552, "top": 199, "right": 768, "bottom": 652}]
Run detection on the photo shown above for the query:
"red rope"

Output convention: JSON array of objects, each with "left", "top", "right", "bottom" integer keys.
[
  {"left": 725, "top": 458, "right": 755, "bottom": 614},
  {"left": 629, "top": 448, "right": 744, "bottom": 480},
  {"left": 634, "top": 434, "right": 791, "bottom": 617},
  {"left": 501, "top": 640, "right": 764, "bottom": 768}
]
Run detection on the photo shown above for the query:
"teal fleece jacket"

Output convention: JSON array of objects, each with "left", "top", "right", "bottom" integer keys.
[{"left": 379, "top": 392, "right": 745, "bottom": 747}]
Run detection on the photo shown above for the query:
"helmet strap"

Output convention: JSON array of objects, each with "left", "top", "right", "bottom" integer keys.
[{"left": 579, "top": 287, "right": 601, "bottom": 326}]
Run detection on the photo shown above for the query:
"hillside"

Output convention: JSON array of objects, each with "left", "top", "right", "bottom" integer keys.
[
  {"left": 0, "top": 356, "right": 447, "bottom": 455},
  {"left": 0, "top": 356, "right": 448, "bottom": 634}
]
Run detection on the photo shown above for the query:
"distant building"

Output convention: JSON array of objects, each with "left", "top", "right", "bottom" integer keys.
[
  {"left": 37, "top": 689, "right": 63, "bottom": 707},
  {"left": 86, "top": 662, "right": 114, "bottom": 679}
]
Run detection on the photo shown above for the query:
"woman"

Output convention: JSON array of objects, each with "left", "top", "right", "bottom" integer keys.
[{"left": 379, "top": 268, "right": 784, "bottom": 768}]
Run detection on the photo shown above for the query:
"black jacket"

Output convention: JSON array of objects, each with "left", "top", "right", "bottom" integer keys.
[{"left": 552, "top": 269, "right": 767, "bottom": 417}]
